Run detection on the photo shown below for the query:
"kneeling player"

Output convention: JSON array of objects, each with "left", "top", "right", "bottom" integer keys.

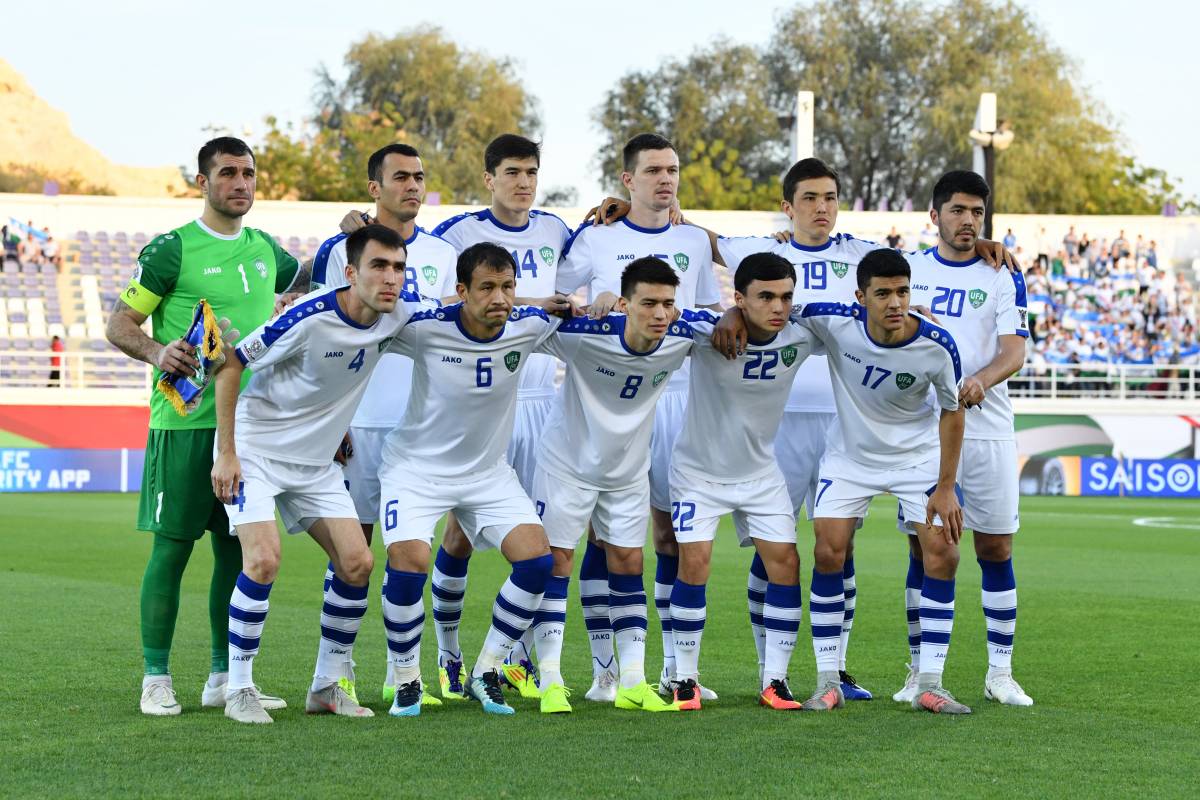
[
  {"left": 375, "top": 243, "right": 560, "bottom": 717},
  {"left": 791, "top": 248, "right": 970, "bottom": 714},
  {"left": 209, "top": 225, "right": 428, "bottom": 723},
  {"left": 669, "top": 253, "right": 820, "bottom": 710}
]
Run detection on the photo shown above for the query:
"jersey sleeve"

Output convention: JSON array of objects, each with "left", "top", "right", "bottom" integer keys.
[
  {"left": 311, "top": 234, "right": 347, "bottom": 290},
  {"left": 535, "top": 319, "right": 589, "bottom": 360},
  {"left": 121, "top": 234, "right": 182, "bottom": 315},
  {"left": 996, "top": 271, "right": 1030, "bottom": 338},
  {"left": 556, "top": 224, "right": 592, "bottom": 294},
  {"left": 930, "top": 340, "right": 963, "bottom": 412},
  {"left": 679, "top": 308, "right": 719, "bottom": 343},
  {"left": 715, "top": 236, "right": 763, "bottom": 272},
  {"left": 234, "top": 306, "right": 311, "bottom": 370},
  {"left": 695, "top": 255, "right": 722, "bottom": 307},
  {"left": 319, "top": 240, "right": 350, "bottom": 290},
  {"left": 435, "top": 251, "right": 459, "bottom": 300},
  {"left": 262, "top": 232, "right": 300, "bottom": 292}
]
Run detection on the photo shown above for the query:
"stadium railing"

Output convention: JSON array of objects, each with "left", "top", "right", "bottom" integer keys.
[{"left": 0, "top": 349, "right": 150, "bottom": 390}]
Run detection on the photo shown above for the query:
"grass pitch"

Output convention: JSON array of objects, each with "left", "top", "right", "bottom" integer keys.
[{"left": 3, "top": 493, "right": 1198, "bottom": 799}]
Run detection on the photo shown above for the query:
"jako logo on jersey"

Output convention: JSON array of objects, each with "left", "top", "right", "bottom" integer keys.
[
  {"left": 780, "top": 346, "right": 798, "bottom": 367},
  {"left": 203, "top": 266, "right": 222, "bottom": 275},
  {"left": 254, "top": 259, "right": 267, "bottom": 279},
  {"left": 324, "top": 351, "right": 344, "bottom": 359},
  {"left": 652, "top": 370, "right": 669, "bottom": 386},
  {"left": 616, "top": 254, "right": 635, "bottom": 261},
  {"left": 539, "top": 246, "right": 556, "bottom": 266},
  {"left": 895, "top": 372, "right": 916, "bottom": 390},
  {"left": 912, "top": 283, "right": 929, "bottom": 291},
  {"left": 830, "top": 261, "right": 850, "bottom": 278},
  {"left": 595, "top": 366, "right": 616, "bottom": 377},
  {"left": 843, "top": 352, "right": 862, "bottom": 364},
  {"left": 969, "top": 288, "right": 988, "bottom": 308},
  {"left": 504, "top": 351, "right": 521, "bottom": 372},
  {"left": 442, "top": 355, "right": 463, "bottom": 364},
  {"left": 422, "top": 265, "right": 437, "bottom": 285},
  {"left": 673, "top": 252, "right": 690, "bottom": 272}
]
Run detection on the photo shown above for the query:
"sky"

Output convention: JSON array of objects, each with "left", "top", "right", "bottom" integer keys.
[{"left": 4, "top": 0, "right": 1198, "bottom": 204}]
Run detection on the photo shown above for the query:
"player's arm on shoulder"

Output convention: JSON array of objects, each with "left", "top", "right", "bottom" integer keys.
[
  {"left": 975, "top": 237, "right": 1019, "bottom": 272},
  {"left": 555, "top": 224, "right": 592, "bottom": 295},
  {"left": 339, "top": 210, "right": 373, "bottom": 234}
]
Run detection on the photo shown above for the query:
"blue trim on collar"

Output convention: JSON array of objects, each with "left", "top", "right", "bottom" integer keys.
[
  {"left": 481, "top": 209, "right": 531, "bottom": 233},
  {"left": 789, "top": 236, "right": 833, "bottom": 253},
  {"left": 332, "top": 288, "right": 380, "bottom": 330},
  {"left": 621, "top": 217, "right": 671, "bottom": 235},
  {"left": 926, "top": 246, "right": 981, "bottom": 268}
]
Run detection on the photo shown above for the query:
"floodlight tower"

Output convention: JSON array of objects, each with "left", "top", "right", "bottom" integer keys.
[
  {"left": 969, "top": 92, "right": 1014, "bottom": 239},
  {"left": 791, "top": 91, "right": 814, "bottom": 162}
]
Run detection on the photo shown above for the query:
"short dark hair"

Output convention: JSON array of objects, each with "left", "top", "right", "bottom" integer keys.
[
  {"left": 931, "top": 170, "right": 990, "bottom": 212},
  {"left": 368, "top": 143, "right": 421, "bottom": 183},
  {"left": 734, "top": 252, "right": 796, "bottom": 295},
  {"left": 457, "top": 242, "right": 517, "bottom": 286},
  {"left": 345, "top": 224, "right": 405, "bottom": 270},
  {"left": 198, "top": 137, "right": 254, "bottom": 177},
  {"left": 622, "top": 133, "right": 675, "bottom": 173},
  {"left": 856, "top": 248, "right": 910, "bottom": 292},
  {"left": 620, "top": 257, "right": 680, "bottom": 298},
  {"left": 484, "top": 134, "right": 541, "bottom": 174},
  {"left": 782, "top": 158, "right": 840, "bottom": 202}
]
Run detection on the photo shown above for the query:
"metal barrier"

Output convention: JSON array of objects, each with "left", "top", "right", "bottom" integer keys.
[
  {"left": 0, "top": 349, "right": 152, "bottom": 390},
  {"left": 1011, "top": 363, "right": 1197, "bottom": 400}
]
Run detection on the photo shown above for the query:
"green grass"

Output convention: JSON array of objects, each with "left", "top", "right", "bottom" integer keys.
[{"left": 3, "top": 493, "right": 1198, "bottom": 799}]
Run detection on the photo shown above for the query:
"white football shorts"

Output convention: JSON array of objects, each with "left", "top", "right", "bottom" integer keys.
[
  {"left": 668, "top": 464, "right": 796, "bottom": 546},
  {"left": 814, "top": 450, "right": 959, "bottom": 532},
  {"left": 226, "top": 450, "right": 357, "bottom": 535},
  {"left": 649, "top": 390, "right": 687, "bottom": 512},
  {"left": 341, "top": 426, "right": 388, "bottom": 524},
  {"left": 507, "top": 395, "right": 554, "bottom": 495},
  {"left": 958, "top": 438, "right": 1020, "bottom": 534},
  {"left": 773, "top": 410, "right": 835, "bottom": 519},
  {"left": 532, "top": 467, "right": 650, "bottom": 550}
]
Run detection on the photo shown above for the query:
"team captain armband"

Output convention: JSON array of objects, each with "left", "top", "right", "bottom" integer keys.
[
  {"left": 157, "top": 300, "right": 225, "bottom": 416},
  {"left": 120, "top": 277, "right": 162, "bottom": 315}
]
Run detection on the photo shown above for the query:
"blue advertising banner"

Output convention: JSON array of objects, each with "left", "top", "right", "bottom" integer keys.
[
  {"left": 0, "top": 448, "right": 145, "bottom": 493},
  {"left": 1080, "top": 457, "right": 1200, "bottom": 498}
]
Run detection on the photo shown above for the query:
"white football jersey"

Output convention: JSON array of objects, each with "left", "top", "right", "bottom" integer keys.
[
  {"left": 311, "top": 228, "right": 458, "bottom": 428},
  {"left": 232, "top": 288, "right": 426, "bottom": 466},
  {"left": 432, "top": 209, "right": 572, "bottom": 400},
  {"left": 672, "top": 310, "right": 820, "bottom": 483},
  {"left": 557, "top": 219, "right": 721, "bottom": 392},
  {"left": 718, "top": 233, "right": 880, "bottom": 412},
  {"left": 380, "top": 304, "right": 562, "bottom": 480},
  {"left": 792, "top": 303, "right": 962, "bottom": 469},
  {"left": 536, "top": 313, "right": 695, "bottom": 490},
  {"left": 906, "top": 248, "right": 1029, "bottom": 440}
]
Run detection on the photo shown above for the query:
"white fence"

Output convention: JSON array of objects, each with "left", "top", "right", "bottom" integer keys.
[{"left": 0, "top": 349, "right": 151, "bottom": 390}]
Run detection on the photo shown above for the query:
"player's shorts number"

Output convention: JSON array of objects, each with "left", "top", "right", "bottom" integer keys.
[
  {"left": 743, "top": 350, "right": 780, "bottom": 380},
  {"left": 384, "top": 499, "right": 398, "bottom": 530},
  {"left": 671, "top": 501, "right": 696, "bottom": 533},
  {"left": 931, "top": 286, "right": 966, "bottom": 317},
  {"left": 861, "top": 364, "right": 892, "bottom": 389},
  {"left": 476, "top": 357, "right": 493, "bottom": 387},
  {"left": 815, "top": 478, "right": 833, "bottom": 507},
  {"left": 620, "top": 374, "right": 643, "bottom": 399}
]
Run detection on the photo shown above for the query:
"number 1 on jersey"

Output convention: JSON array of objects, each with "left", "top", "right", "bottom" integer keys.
[{"left": 236, "top": 263, "right": 250, "bottom": 294}]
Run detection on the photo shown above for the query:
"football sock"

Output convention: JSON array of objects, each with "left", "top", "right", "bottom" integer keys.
[
  {"left": 918, "top": 575, "right": 955, "bottom": 682},
  {"left": 810, "top": 568, "right": 845, "bottom": 679},
  {"left": 979, "top": 557, "right": 1017, "bottom": 671},
  {"left": 905, "top": 554, "right": 924, "bottom": 667},
  {"left": 654, "top": 552, "right": 679, "bottom": 682},
  {"left": 747, "top": 553, "right": 769, "bottom": 671},
  {"left": 208, "top": 532, "right": 241, "bottom": 674},
  {"left": 669, "top": 579, "right": 706, "bottom": 682},
  {"left": 312, "top": 573, "right": 369, "bottom": 692},
  {"left": 762, "top": 582, "right": 803, "bottom": 689},
  {"left": 840, "top": 557, "right": 857, "bottom": 671},
  {"left": 533, "top": 575, "right": 569, "bottom": 686},
  {"left": 227, "top": 572, "right": 272, "bottom": 692},
  {"left": 580, "top": 541, "right": 615, "bottom": 677},
  {"left": 609, "top": 572, "right": 648, "bottom": 689},
  {"left": 382, "top": 566, "right": 426, "bottom": 686},
  {"left": 140, "top": 533, "right": 193, "bottom": 675},
  {"left": 510, "top": 627, "right": 536, "bottom": 667},
  {"left": 322, "top": 561, "right": 334, "bottom": 595},
  {"left": 431, "top": 546, "right": 469, "bottom": 665},
  {"left": 472, "top": 554, "right": 551, "bottom": 678}
]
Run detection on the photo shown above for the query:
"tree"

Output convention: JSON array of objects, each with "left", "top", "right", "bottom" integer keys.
[
  {"left": 0, "top": 164, "right": 112, "bottom": 195},
  {"left": 256, "top": 27, "right": 540, "bottom": 203}
]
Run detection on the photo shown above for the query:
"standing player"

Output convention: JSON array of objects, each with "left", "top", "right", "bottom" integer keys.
[
  {"left": 531, "top": 258, "right": 694, "bottom": 713},
  {"left": 790, "top": 249, "right": 970, "bottom": 714},
  {"left": 106, "top": 137, "right": 302, "bottom": 716},
  {"left": 311, "top": 143, "right": 459, "bottom": 705},
  {"left": 375, "top": 243, "right": 561, "bottom": 717},
  {"left": 668, "top": 253, "right": 820, "bottom": 711},
  {"left": 901, "top": 171, "right": 1033, "bottom": 706},
  {"left": 556, "top": 133, "right": 723, "bottom": 700}
]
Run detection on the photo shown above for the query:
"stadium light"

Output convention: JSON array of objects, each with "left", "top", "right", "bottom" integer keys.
[
  {"left": 970, "top": 92, "right": 1015, "bottom": 239},
  {"left": 791, "top": 91, "right": 814, "bottom": 163}
]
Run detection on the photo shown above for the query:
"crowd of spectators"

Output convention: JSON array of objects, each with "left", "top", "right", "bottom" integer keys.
[{"left": 2, "top": 220, "right": 62, "bottom": 270}]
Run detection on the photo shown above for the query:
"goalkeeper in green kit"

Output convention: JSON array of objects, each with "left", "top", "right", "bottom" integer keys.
[{"left": 106, "top": 137, "right": 310, "bottom": 715}]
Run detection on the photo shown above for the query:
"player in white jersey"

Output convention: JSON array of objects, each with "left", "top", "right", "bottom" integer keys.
[
  {"left": 531, "top": 258, "right": 694, "bottom": 713},
  {"left": 376, "top": 243, "right": 561, "bottom": 717},
  {"left": 667, "top": 253, "right": 821, "bottom": 711},
  {"left": 208, "top": 225, "right": 427, "bottom": 723},
  {"left": 556, "top": 133, "right": 723, "bottom": 699},
  {"left": 789, "top": 248, "right": 970, "bottom": 715},
  {"left": 901, "top": 171, "right": 1033, "bottom": 707}
]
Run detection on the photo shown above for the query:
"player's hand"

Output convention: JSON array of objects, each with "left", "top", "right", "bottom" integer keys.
[
  {"left": 155, "top": 338, "right": 199, "bottom": 377},
  {"left": 927, "top": 484, "right": 963, "bottom": 544},
  {"left": 340, "top": 210, "right": 373, "bottom": 234},
  {"left": 772, "top": 229, "right": 791, "bottom": 244},
  {"left": 539, "top": 293, "right": 578, "bottom": 319},
  {"left": 274, "top": 291, "right": 304, "bottom": 318},
  {"left": 711, "top": 307, "right": 749, "bottom": 359},
  {"left": 959, "top": 375, "right": 986, "bottom": 408},
  {"left": 211, "top": 451, "right": 243, "bottom": 505},
  {"left": 976, "top": 238, "right": 1019, "bottom": 272},
  {"left": 334, "top": 432, "right": 353, "bottom": 465},
  {"left": 585, "top": 197, "right": 631, "bottom": 226},
  {"left": 912, "top": 304, "right": 940, "bottom": 325},
  {"left": 216, "top": 317, "right": 241, "bottom": 348},
  {"left": 668, "top": 198, "right": 685, "bottom": 226},
  {"left": 587, "top": 291, "right": 620, "bottom": 319}
]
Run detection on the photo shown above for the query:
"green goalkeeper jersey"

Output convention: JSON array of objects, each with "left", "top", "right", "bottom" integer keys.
[{"left": 120, "top": 219, "right": 299, "bottom": 430}]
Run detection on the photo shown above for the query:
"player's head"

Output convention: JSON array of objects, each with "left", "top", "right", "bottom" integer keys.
[
  {"left": 484, "top": 134, "right": 540, "bottom": 216},
  {"left": 456, "top": 242, "right": 517, "bottom": 331},
  {"left": 368, "top": 144, "right": 424, "bottom": 224},
  {"left": 621, "top": 133, "right": 679, "bottom": 214},
  {"left": 344, "top": 224, "right": 407, "bottom": 313},
  {"left": 618, "top": 257, "right": 680, "bottom": 344},
  {"left": 782, "top": 158, "right": 839, "bottom": 243},
  {"left": 930, "top": 170, "right": 990, "bottom": 254},
  {"left": 734, "top": 253, "right": 796, "bottom": 336},
  {"left": 855, "top": 248, "right": 911, "bottom": 332},
  {"left": 197, "top": 137, "right": 255, "bottom": 219}
]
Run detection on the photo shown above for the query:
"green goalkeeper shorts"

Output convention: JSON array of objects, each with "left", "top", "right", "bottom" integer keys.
[{"left": 136, "top": 428, "right": 230, "bottom": 541}]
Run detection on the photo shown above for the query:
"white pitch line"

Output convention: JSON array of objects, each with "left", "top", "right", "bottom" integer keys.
[{"left": 1132, "top": 517, "right": 1200, "bottom": 531}]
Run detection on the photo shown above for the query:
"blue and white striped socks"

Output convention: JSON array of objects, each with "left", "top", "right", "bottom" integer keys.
[
  {"left": 382, "top": 566, "right": 426, "bottom": 686},
  {"left": 580, "top": 541, "right": 615, "bottom": 678},
  {"left": 654, "top": 553, "right": 679, "bottom": 682},
  {"left": 669, "top": 579, "right": 706, "bottom": 682},
  {"left": 980, "top": 558, "right": 1017, "bottom": 671},
  {"left": 431, "top": 546, "right": 469, "bottom": 665},
  {"left": 313, "top": 573, "right": 368, "bottom": 692},
  {"left": 533, "top": 575, "right": 569, "bottom": 686},
  {"left": 747, "top": 553, "right": 769, "bottom": 671},
  {"left": 810, "top": 569, "right": 845, "bottom": 680},
  {"left": 762, "top": 582, "right": 803, "bottom": 689},
  {"left": 905, "top": 554, "right": 924, "bottom": 667},
  {"left": 918, "top": 576, "right": 955, "bottom": 683},
  {"left": 609, "top": 572, "right": 648, "bottom": 689},
  {"left": 228, "top": 572, "right": 272, "bottom": 692},
  {"left": 840, "top": 558, "right": 857, "bottom": 671},
  {"left": 473, "top": 554, "right": 552, "bottom": 678}
]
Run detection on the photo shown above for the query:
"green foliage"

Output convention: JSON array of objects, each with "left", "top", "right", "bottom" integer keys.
[
  {"left": 0, "top": 163, "right": 113, "bottom": 195},
  {"left": 678, "top": 139, "right": 777, "bottom": 210}
]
